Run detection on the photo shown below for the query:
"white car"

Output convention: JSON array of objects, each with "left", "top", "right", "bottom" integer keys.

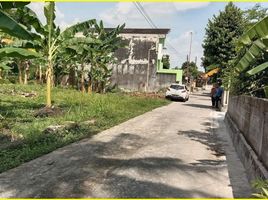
[{"left": 165, "top": 84, "right": 189, "bottom": 101}]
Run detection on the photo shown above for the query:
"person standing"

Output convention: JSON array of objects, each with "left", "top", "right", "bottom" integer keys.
[
  {"left": 215, "top": 83, "right": 224, "bottom": 109},
  {"left": 210, "top": 83, "right": 217, "bottom": 107}
]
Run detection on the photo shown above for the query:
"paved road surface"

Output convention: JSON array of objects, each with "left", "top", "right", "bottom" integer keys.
[{"left": 0, "top": 90, "right": 251, "bottom": 198}]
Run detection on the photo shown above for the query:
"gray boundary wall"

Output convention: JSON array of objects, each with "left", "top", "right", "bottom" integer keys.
[{"left": 225, "top": 95, "right": 268, "bottom": 181}]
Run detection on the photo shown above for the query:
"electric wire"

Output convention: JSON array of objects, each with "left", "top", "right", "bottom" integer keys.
[{"left": 133, "top": 2, "right": 184, "bottom": 58}]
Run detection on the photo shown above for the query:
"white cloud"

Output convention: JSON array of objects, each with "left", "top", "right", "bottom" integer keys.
[
  {"left": 27, "top": 2, "right": 45, "bottom": 24},
  {"left": 99, "top": 2, "right": 210, "bottom": 27},
  {"left": 55, "top": 6, "right": 64, "bottom": 19},
  {"left": 27, "top": 2, "right": 69, "bottom": 30},
  {"left": 99, "top": 3, "right": 145, "bottom": 27},
  {"left": 173, "top": 2, "right": 210, "bottom": 12}
]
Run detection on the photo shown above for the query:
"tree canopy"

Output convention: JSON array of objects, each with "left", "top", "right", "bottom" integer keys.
[
  {"left": 202, "top": 2, "right": 244, "bottom": 72},
  {"left": 181, "top": 61, "right": 198, "bottom": 79}
]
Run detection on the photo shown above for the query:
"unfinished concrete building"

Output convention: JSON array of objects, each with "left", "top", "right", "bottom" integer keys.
[{"left": 108, "top": 28, "right": 182, "bottom": 92}]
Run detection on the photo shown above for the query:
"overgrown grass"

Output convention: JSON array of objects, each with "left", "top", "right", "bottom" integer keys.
[{"left": 0, "top": 84, "right": 169, "bottom": 173}]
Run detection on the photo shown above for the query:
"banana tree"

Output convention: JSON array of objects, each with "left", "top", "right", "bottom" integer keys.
[
  {"left": 38, "top": 3, "right": 100, "bottom": 107},
  {"left": 87, "top": 23, "right": 125, "bottom": 93},
  {"left": 0, "top": 2, "right": 98, "bottom": 107},
  {"left": 236, "top": 16, "right": 268, "bottom": 74},
  {"left": 0, "top": 2, "right": 125, "bottom": 105},
  {"left": 0, "top": 36, "right": 42, "bottom": 84},
  {"left": 60, "top": 37, "right": 101, "bottom": 92},
  {"left": 233, "top": 16, "right": 268, "bottom": 97},
  {"left": 61, "top": 21, "right": 124, "bottom": 94},
  {"left": 0, "top": 47, "right": 41, "bottom": 84},
  {"left": 0, "top": 59, "right": 12, "bottom": 79}
]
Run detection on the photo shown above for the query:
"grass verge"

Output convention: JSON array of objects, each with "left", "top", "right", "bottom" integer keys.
[{"left": 0, "top": 84, "right": 169, "bottom": 173}]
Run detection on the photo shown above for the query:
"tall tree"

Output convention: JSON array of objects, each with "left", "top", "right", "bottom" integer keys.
[
  {"left": 181, "top": 61, "right": 198, "bottom": 80},
  {"left": 202, "top": 2, "right": 244, "bottom": 72}
]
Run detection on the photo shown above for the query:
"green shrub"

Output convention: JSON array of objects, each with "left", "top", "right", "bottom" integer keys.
[
  {"left": 0, "top": 84, "right": 169, "bottom": 172},
  {"left": 0, "top": 79, "right": 11, "bottom": 84},
  {"left": 252, "top": 179, "right": 268, "bottom": 198}
]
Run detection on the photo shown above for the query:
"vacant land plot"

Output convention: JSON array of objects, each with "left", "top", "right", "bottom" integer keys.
[{"left": 0, "top": 84, "right": 168, "bottom": 173}]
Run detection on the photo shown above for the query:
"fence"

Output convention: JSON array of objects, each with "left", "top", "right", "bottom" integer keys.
[{"left": 226, "top": 95, "right": 268, "bottom": 180}]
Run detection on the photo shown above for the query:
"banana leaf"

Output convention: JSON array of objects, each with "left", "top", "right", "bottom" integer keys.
[
  {"left": 60, "top": 19, "right": 96, "bottom": 39},
  {"left": 44, "top": 2, "right": 55, "bottom": 46},
  {"left": 0, "top": 10, "right": 34, "bottom": 40},
  {"left": 0, "top": 64, "right": 11, "bottom": 71},
  {"left": 19, "top": 6, "right": 45, "bottom": 36},
  {"left": 246, "top": 61, "right": 268, "bottom": 76},
  {"left": 235, "top": 39, "right": 267, "bottom": 72},
  {"left": 0, "top": 2, "right": 29, "bottom": 9},
  {"left": 0, "top": 47, "right": 41, "bottom": 59},
  {"left": 240, "top": 16, "right": 268, "bottom": 45}
]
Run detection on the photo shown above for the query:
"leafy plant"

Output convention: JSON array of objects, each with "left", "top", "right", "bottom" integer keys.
[
  {"left": 202, "top": 2, "right": 244, "bottom": 72},
  {"left": 231, "top": 16, "right": 268, "bottom": 98},
  {"left": 0, "top": 2, "right": 124, "bottom": 106},
  {"left": 252, "top": 179, "right": 268, "bottom": 198}
]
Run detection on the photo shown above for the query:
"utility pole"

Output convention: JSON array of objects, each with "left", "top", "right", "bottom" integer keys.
[
  {"left": 186, "top": 31, "right": 193, "bottom": 91},
  {"left": 188, "top": 31, "right": 193, "bottom": 64}
]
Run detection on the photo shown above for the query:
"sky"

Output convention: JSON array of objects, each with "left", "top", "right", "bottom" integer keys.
[{"left": 28, "top": 2, "right": 268, "bottom": 71}]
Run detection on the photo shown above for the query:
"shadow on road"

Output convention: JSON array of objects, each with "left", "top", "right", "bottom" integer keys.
[
  {"left": 178, "top": 123, "right": 251, "bottom": 198},
  {"left": 191, "top": 92, "right": 210, "bottom": 97},
  {"left": 1, "top": 132, "right": 229, "bottom": 198},
  {"left": 182, "top": 104, "right": 212, "bottom": 109}
]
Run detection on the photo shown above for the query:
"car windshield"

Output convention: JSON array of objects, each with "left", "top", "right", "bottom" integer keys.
[{"left": 170, "top": 85, "right": 184, "bottom": 90}]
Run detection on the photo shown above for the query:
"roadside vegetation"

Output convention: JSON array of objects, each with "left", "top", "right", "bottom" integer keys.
[
  {"left": 202, "top": 2, "right": 268, "bottom": 98},
  {"left": 202, "top": 3, "right": 268, "bottom": 195},
  {"left": 0, "top": 2, "right": 170, "bottom": 172},
  {"left": 0, "top": 84, "right": 168, "bottom": 173},
  {"left": 252, "top": 179, "right": 268, "bottom": 198}
]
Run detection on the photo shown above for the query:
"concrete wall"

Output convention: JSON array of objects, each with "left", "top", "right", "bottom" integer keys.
[
  {"left": 110, "top": 34, "right": 177, "bottom": 92},
  {"left": 111, "top": 63, "right": 176, "bottom": 92},
  {"left": 226, "top": 95, "right": 268, "bottom": 180}
]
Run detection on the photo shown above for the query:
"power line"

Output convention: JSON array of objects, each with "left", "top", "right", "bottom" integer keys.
[
  {"left": 133, "top": 2, "right": 154, "bottom": 29},
  {"left": 136, "top": 2, "right": 158, "bottom": 28},
  {"left": 133, "top": 2, "right": 183, "bottom": 57}
]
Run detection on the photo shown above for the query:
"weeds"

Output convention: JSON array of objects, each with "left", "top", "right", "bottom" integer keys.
[
  {"left": 252, "top": 179, "right": 268, "bottom": 198},
  {"left": 0, "top": 84, "right": 168, "bottom": 173}
]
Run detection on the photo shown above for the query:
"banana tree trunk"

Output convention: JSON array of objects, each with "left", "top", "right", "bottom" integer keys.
[
  {"left": 51, "top": 68, "right": 55, "bottom": 88},
  {"left": 24, "top": 61, "right": 29, "bottom": 85},
  {"left": 18, "top": 61, "right": 23, "bottom": 84},
  {"left": 101, "top": 81, "right": 105, "bottom": 93},
  {"left": 87, "top": 76, "right": 92, "bottom": 94},
  {"left": 39, "top": 65, "right": 42, "bottom": 84},
  {"left": 80, "top": 62, "right": 85, "bottom": 93},
  {"left": 0, "top": 69, "right": 2, "bottom": 79},
  {"left": 46, "top": 62, "right": 52, "bottom": 108}
]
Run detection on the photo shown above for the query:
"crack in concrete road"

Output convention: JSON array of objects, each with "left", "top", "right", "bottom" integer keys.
[{"left": 0, "top": 90, "right": 251, "bottom": 198}]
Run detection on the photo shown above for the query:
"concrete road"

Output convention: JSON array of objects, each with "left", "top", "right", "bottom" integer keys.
[{"left": 0, "top": 90, "right": 251, "bottom": 198}]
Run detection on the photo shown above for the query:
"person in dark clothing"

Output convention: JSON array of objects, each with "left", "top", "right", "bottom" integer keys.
[
  {"left": 210, "top": 83, "right": 217, "bottom": 107},
  {"left": 215, "top": 83, "right": 223, "bottom": 109}
]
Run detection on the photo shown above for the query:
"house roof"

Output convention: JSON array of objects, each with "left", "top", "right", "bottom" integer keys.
[{"left": 105, "top": 28, "right": 170, "bottom": 35}]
